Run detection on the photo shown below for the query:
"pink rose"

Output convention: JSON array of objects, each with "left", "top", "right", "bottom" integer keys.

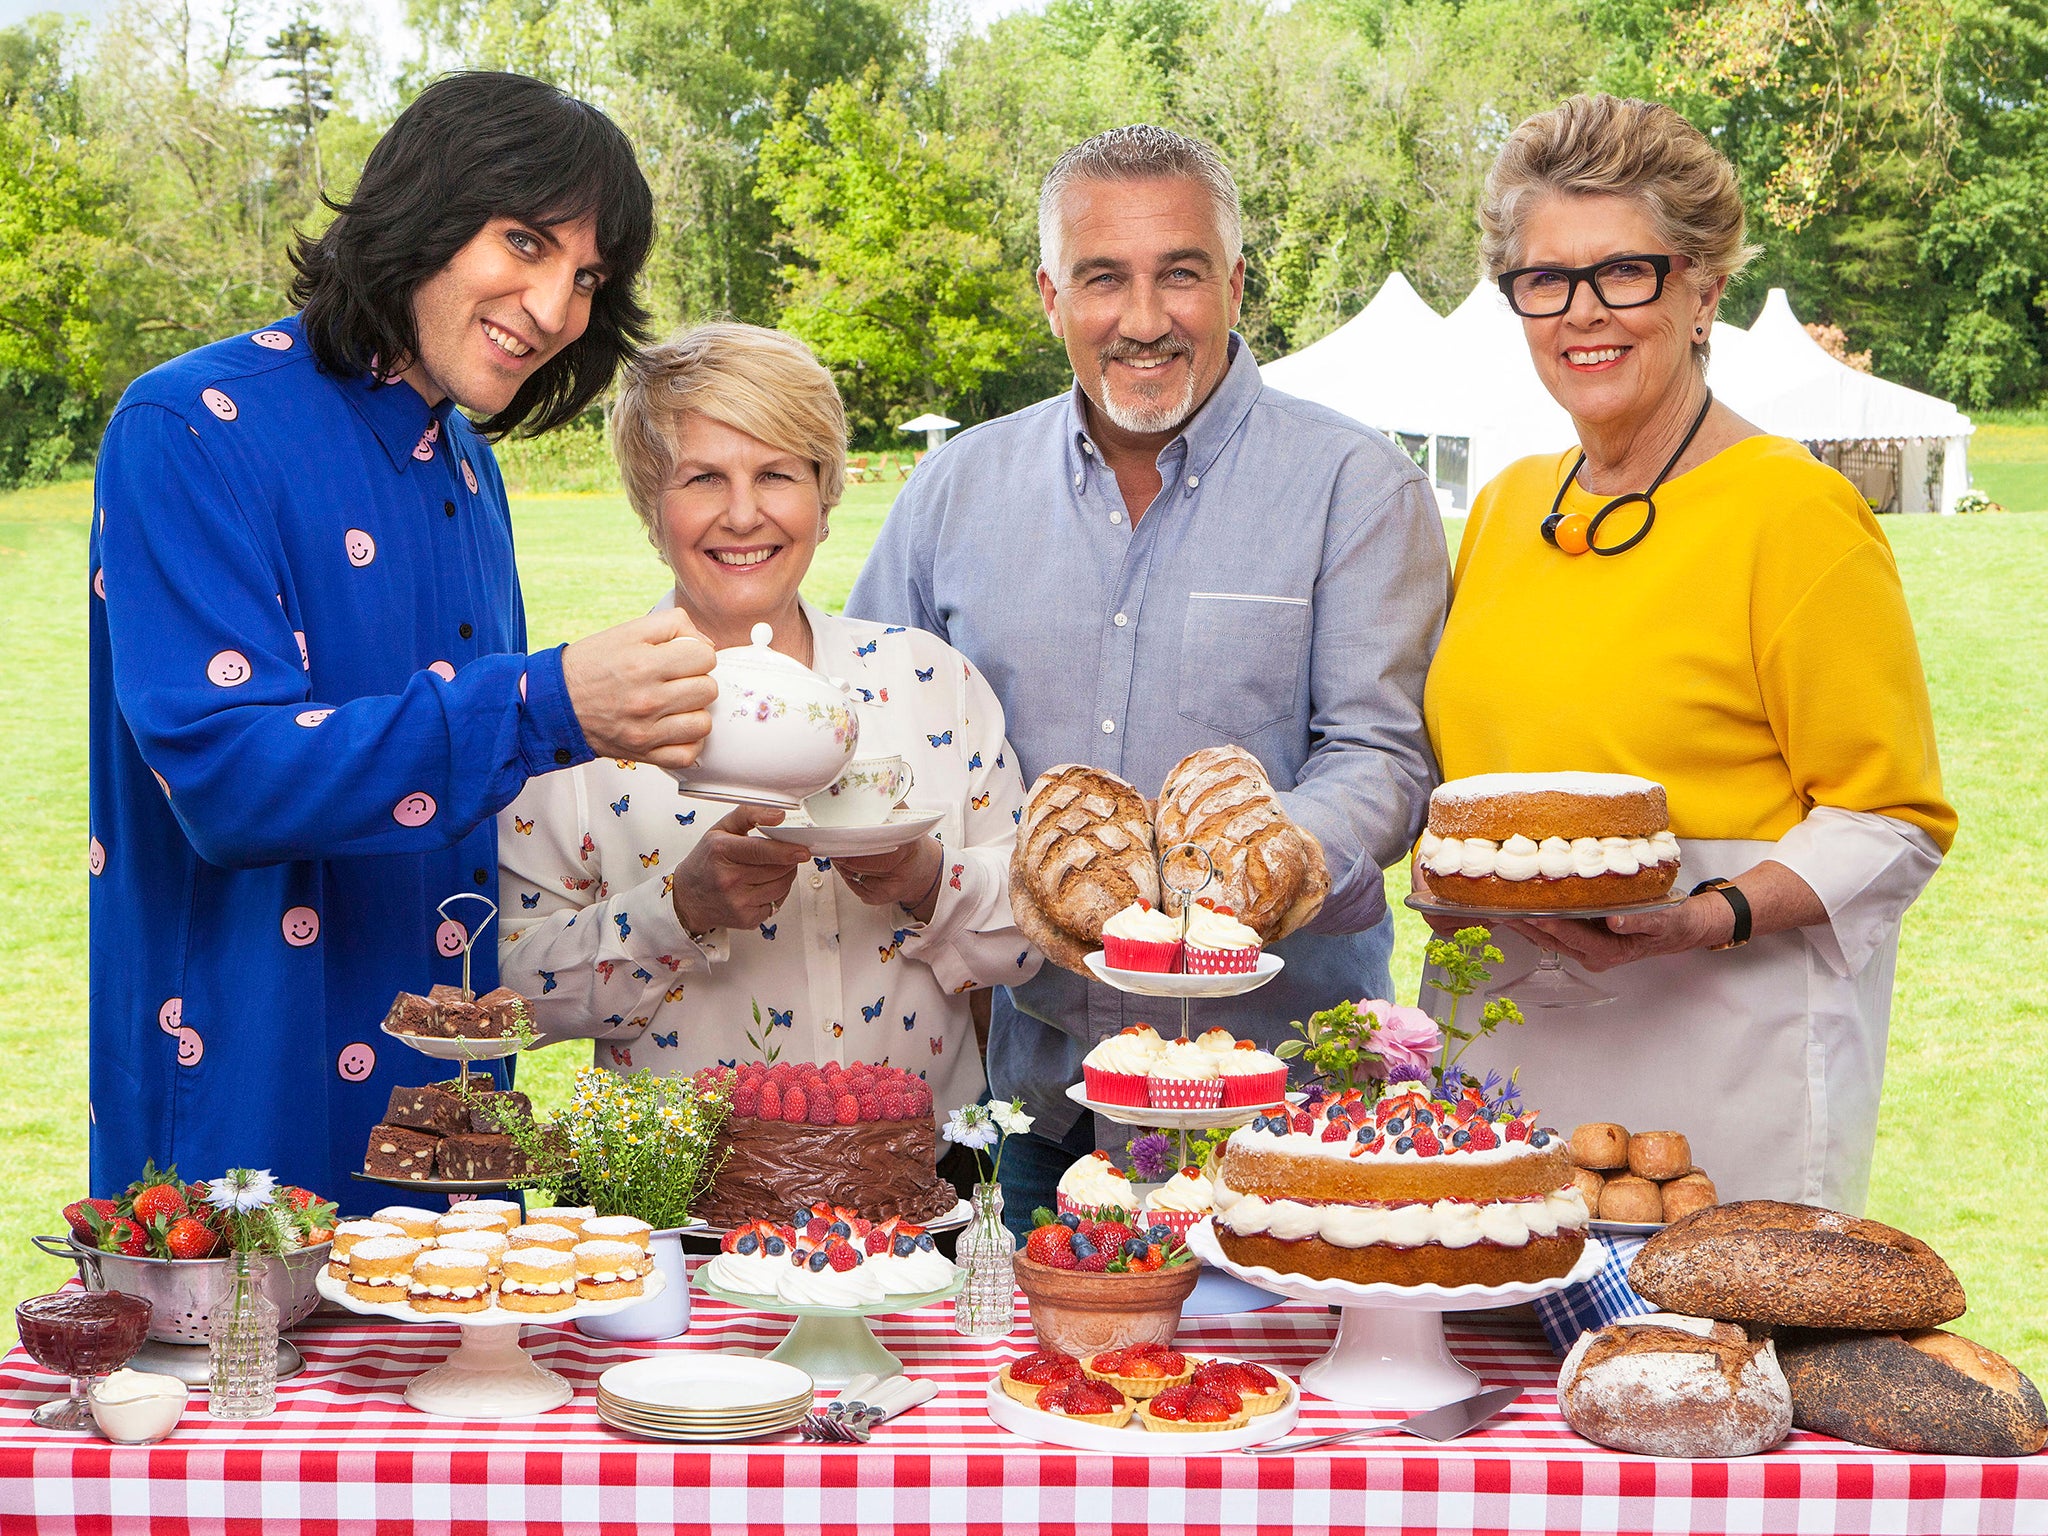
[{"left": 1361, "top": 1000, "right": 1441, "bottom": 1077}]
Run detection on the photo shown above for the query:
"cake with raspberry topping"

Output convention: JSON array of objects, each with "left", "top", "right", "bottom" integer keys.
[
  {"left": 699, "top": 1060, "right": 958, "bottom": 1228},
  {"left": 1210, "top": 1080, "right": 1589, "bottom": 1287}
]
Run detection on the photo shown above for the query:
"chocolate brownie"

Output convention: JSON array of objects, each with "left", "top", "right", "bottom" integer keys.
[
  {"left": 363, "top": 1124, "right": 439, "bottom": 1181},
  {"left": 382, "top": 991, "right": 438, "bottom": 1037},
  {"left": 384, "top": 1083, "right": 467, "bottom": 1135},
  {"left": 476, "top": 986, "right": 532, "bottom": 1037},
  {"left": 462, "top": 1088, "right": 533, "bottom": 1135},
  {"left": 436, "top": 1134, "right": 532, "bottom": 1183}
]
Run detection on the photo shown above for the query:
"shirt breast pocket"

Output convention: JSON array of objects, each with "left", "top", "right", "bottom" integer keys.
[{"left": 1177, "top": 593, "right": 1310, "bottom": 738}]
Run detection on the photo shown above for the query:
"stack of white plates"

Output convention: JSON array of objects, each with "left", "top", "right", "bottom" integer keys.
[{"left": 595, "top": 1355, "right": 814, "bottom": 1442}]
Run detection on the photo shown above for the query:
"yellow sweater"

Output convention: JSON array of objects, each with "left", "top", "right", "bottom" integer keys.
[{"left": 1424, "top": 435, "right": 1955, "bottom": 851}]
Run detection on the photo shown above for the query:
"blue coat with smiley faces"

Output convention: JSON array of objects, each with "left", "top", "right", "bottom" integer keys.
[{"left": 87, "top": 315, "right": 593, "bottom": 1200}]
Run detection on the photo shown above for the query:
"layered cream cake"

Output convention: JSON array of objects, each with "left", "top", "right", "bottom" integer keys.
[{"left": 1415, "top": 772, "right": 1680, "bottom": 910}]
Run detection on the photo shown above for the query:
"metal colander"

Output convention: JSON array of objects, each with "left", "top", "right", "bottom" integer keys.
[{"left": 34, "top": 1235, "right": 332, "bottom": 1346}]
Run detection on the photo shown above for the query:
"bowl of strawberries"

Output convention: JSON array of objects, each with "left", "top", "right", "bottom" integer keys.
[
  {"left": 1013, "top": 1206, "right": 1199, "bottom": 1358},
  {"left": 36, "top": 1163, "right": 336, "bottom": 1346}
]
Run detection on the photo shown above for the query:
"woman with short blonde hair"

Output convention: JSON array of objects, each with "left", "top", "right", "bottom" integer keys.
[
  {"left": 1422, "top": 95, "right": 1953, "bottom": 1211},
  {"left": 499, "top": 323, "right": 1038, "bottom": 1124}
]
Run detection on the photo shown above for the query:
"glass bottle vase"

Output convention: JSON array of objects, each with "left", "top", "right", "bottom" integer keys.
[
  {"left": 208, "top": 1252, "right": 278, "bottom": 1419},
  {"left": 951, "top": 1182, "right": 1017, "bottom": 1339}
]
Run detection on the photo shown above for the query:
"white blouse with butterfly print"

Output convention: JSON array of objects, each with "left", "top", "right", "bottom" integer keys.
[{"left": 495, "top": 597, "right": 1039, "bottom": 1119}]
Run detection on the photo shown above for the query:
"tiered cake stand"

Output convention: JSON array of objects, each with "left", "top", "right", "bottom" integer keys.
[
  {"left": 691, "top": 1272, "right": 966, "bottom": 1386},
  {"left": 315, "top": 1269, "right": 667, "bottom": 1417},
  {"left": 1187, "top": 1219, "right": 1602, "bottom": 1408}
]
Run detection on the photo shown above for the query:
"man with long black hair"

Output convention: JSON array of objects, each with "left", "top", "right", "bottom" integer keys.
[{"left": 87, "top": 73, "right": 717, "bottom": 1200}]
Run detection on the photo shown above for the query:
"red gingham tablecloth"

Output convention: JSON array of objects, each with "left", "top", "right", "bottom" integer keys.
[{"left": 0, "top": 1261, "right": 2041, "bottom": 1536}]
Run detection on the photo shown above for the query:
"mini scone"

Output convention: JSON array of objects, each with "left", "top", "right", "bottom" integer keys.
[
  {"left": 344, "top": 1236, "right": 422, "bottom": 1301},
  {"left": 574, "top": 1239, "right": 647, "bottom": 1299},
  {"left": 435, "top": 1229, "right": 509, "bottom": 1273},
  {"left": 580, "top": 1215, "right": 653, "bottom": 1252},
  {"left": 458, "top": 1198, "right": 523, "bottom": 1220},
  {"left": 527, "top": 1206, "right": 594, "bottom": 1239},
  {"left": 408, "top": 1249, "right": 492, "bottom": 1314},
  {"left": 435, "top": 1208, "right": 511, "bottom": 1239},
  {"left": 371, "top": 1206, "right": 442, "bottom": 1242},
  {"left": 1082, "top": 1344, "right": 1197, "bottom": 1401},
  {"left": 327, "top": 1220, "right": 404, "bottom": 1278},
  {"left": 504, "top": 1222, "right": 578, "bottom": 1253},
  {"left": 497, "top": 1247, "right": 577, "bottom": 1313}
]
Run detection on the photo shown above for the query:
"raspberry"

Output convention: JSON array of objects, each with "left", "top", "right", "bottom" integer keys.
[
  {"left": 865, "top": 1228, "right": 893, "bottom": 1255},
  {"left": 1465, "top": 1120, "right": 1499, "bottom": 1151},
  {"left": 878, "top": 1093, "right": 909, "bottom": 1120},
  {"left": 808, "top": 1090, "right": 836, "bottom": 1126},
  {"left": 826, "top": 1242, "right": 860, "bottom": 1273},
  {"left": 758, "top": 1082, "right": 782, "bottom": 1119},
  {"left": 834, "top": 1093, "right": 860, "bottom": 1126},
  {"left": 1290, "top": 1112, "right": 1314, "bottom": 1135},
  {"left": 1411, "top": 1126, "right": 1442, "bottom": 1157},
  {"left": 1504, "top": 1119, "right": 1531, "bottom": 1143},
  {"left": 854, "top": 1092, "right": 882, "bottom": 1121},
  {"left": 1072, "top": 1247, "right": 1109, "bottom": 1273},
  {"left": 1024, "top": 1224, "right": 1074, "bottom": 1267},
  {"left": 1321, "top": 1121, "right": 1349, "bottom": 1142},
  {"left": 783, "top": 1087, "right": 808, "bottom": 1123},
  {"left": 732, "top": 1086, "right": 760, "bottom": 1117},
  {"left": 767, "top": 1062, "right": 792, "bottom": 1086}
]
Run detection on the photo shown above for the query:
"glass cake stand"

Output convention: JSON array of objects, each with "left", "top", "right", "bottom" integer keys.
[
  {"left": 1186, "top": 1218, "right": 1601, "bottom": 1409},
  {"left": 1404, "top": 891, "right": 1684, "bottom": 1009},
  {"left": 691, "top": 1271, "right": 965, "bottom": 1386},
  {"left": 314, "top": 1268, "right": 667, "bottom": 1418}
]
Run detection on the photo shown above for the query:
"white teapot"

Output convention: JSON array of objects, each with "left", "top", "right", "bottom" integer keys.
[{"left": 670, "top": 623, "right": 861, "bottom": 809}]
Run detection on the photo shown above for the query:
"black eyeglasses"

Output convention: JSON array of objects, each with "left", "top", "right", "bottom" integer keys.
[{"left": 1496, "top": 254, "right": 1687, "bottom": 318}]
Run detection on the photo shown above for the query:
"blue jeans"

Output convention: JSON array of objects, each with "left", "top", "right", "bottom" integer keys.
[{"left": 992, "top": 1112, "right": 1098, "bottom": 1240}]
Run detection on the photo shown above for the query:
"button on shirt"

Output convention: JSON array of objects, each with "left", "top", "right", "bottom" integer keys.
[
  {"left": 847, "top": 336, "right": 1449, "bottom": 1142},
  {"left": 88, "top": 316, "right": 589, "bottom": 1199}
]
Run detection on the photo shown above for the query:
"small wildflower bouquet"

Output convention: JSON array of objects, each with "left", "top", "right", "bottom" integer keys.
[
  {"left": 202, "top": 1169, "right": 302, "bottom": 1255},
  {"left": 940, "top": 1098, "right": 1034, "bottom": 1186},
  {"left": 555, "top": 1067, "right": 733, "bottom": 1231}
]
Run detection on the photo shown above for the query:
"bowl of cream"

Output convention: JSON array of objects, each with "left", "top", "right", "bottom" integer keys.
[{"left": 89, "top": 1369, "right": 188, "bottom": 1443}]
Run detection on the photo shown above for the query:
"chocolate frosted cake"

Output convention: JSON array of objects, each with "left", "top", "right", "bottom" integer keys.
[{"left": 699, "top": 1059, "right": 957, "bottom": 1229}]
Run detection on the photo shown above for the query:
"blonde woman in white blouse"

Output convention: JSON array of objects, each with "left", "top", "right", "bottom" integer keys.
[{"left": 498, "top": 324, "right": 1037, "bottom": 1116}]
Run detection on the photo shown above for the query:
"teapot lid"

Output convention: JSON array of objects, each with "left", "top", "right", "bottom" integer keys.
[{"left": 714, "top": 624, "right": 851, "bottom": 693}]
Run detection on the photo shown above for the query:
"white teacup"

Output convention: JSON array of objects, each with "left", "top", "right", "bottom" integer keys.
[{"left": 804, "top": 755, "right": 915, "bottom": 827}]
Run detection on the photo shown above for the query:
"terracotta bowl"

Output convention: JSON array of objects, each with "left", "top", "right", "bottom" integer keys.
[{"left": 1014, "top": 1252, "right": 1200, "bottom": 1357}]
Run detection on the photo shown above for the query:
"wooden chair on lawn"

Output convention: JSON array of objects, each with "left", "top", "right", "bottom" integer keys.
[{"left": 847, "top": 455, "right": 872, "bottom": 483}]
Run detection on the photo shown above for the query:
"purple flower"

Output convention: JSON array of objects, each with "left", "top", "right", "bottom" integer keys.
[
  {"left": 1386, "top": 1061, "right": 1430, "bottom": 1085},
  {"left": 1128, "top": 1132, "right": 1175, "bottom": 1183}
]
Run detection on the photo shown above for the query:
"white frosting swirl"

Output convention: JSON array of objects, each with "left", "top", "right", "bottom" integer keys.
[
  {"left": 1419, "top": 829, "right": 1679, "bottom": 881},
  {"left": 1101, "top": 902, "right": 1182, "bottom": 943},
  {"left": 1214, "top": 1186, "right": 1589, "bottom": 1248},
  {"left": 1147, "top": 1038, "right": 1222, "bottom": 1082},
  {"left": 701, "top": 1251, "right": 788, "bottom": 1294},
  {"left": 1143, "top": 1166, "right": 1214, "bottom": 1216},
  {"left": 1213, "top": 1044, "right": 1285, "bottom": 1077},
  {"left": 780, "top": 1263, "right": 889, "bottom": 1307},
  {"left": 1196, "top": 1028, "right": 1240, "bottom": 1054},
  {"left": 1082, "top": 1031, "right": 1163, "bottom": 1075},
  {"left": 1182, "top": 906, "right": 1262, "bottom": 949},
  {"left": 864, "top": 1248, "right": 958, "bottom": 1294},
  {"left": 1057, "top": 1155, "right": 1135, "bottom": 1209}
]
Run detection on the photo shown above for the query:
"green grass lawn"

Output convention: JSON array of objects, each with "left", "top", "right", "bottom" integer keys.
[
  {"left": 4, "top": 470, "right": 2044, "bottom": 1382},
  {"left": 1966, "top": 421, "right": 2048, "bottom": 512}
]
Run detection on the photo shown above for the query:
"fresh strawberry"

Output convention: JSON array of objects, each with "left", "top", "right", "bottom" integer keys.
[
  {"left": 1024, "top": 1223, "right": 1075, "bottom": 1267},
  {"left": 1320, "top": 1121, "right": 1349, "bottom": 1142},
  {"left": 1128, "top": 1248, "right": 1162, "bottom": 1273},
  {"left": 100, "top": 1216, "right": 149, "bottom": 1257},
  {"left": 163, "top": 1216, "right": 220, "bottom": 1259},
  {"left": 782, "top": 1087, "right": 809, "bottom": 1123},
  {"left": 130, "top": 1181, "right": 186, "bottom": 1226},
  {"left": 1039, "top": 1378, "right": 1123, "bottom": 1416},
  {"left": 825, "top": 1242, "right": 860, "bottom": 1273},
  {"left": 64, "top": 1198, "right": 117, "bottom": 1242},
  {"left": 1411, "top": 1125, "right": 1442, "bottom": 1157},
  {"left": 1182, "top": 1389, "right": 1239, "bottom": 1421},
  {"left": 1010, "top": 1351, "right": 1081, "bottom": 1386},
  {"left": 1145, "top": 1385, "right": 1200, "bottom": 1420},
  {"left": 1084, "top": 1219, "right": 1138, "bottom": 1254}
]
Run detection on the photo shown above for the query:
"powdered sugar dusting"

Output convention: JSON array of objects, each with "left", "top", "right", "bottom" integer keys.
[{"left": 1432, "top": 772, "right": 1661, "bottom": 803}]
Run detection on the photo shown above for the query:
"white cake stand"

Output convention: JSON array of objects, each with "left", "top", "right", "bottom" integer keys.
[
  {"left": 315, "top": 1269, "right": 666, "bottom": 1418},
  {"left": 1185, "top": 1219, "right": 1600, "bottom": 1409},
  {"left": 691, "top": 1272, "right": 964, "bottom": 1386}
]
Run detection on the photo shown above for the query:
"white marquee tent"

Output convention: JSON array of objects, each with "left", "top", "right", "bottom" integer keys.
[{"left": 1263, "top": 276, "right": 1973, "bottom": 513}]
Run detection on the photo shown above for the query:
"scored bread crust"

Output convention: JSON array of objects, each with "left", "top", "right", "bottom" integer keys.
[
  {"left": 1155, "top": 746, "right": 1328, "bottom": 941},
  {"left": 1429, "top": 782, "right": 1668, "bottom": 842},
  {"left": 1216, "top": 1229, "right": 1584, "bottom": 1287},
  {"left": 1012, "top": 765, "right": 1158, "bottom": 960},
  {"left": 1559, "top": 1319, "right": 1792, "bottom": 1459},
  {"left": 1628, "top": 1200, "right": 1967, "bottom": 1329},
  {"left": 1415, "top": 863, "right": 1677, "bottom": 910},
  {"left": 1218, "top": 1142, "right": 1573, "bottom": 1204}
]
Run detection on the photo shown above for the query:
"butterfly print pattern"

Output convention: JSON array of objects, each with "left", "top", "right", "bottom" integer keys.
[
  {"left": 860, "top": 998, "right": 885, "bottom": 1022},
  {"left": 653, "top": 1031, "right": 679, "bottom": 1049},
  {"left": 674, "top": 810, "right": 696, "bottom": 827},
  {"left": 520, "top": 891, "right": 540, "bottom": 908}
]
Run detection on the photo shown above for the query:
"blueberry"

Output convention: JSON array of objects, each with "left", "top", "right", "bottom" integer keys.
[
  {"left": 893, "top": 1234, "right": 916, "bottom": 1257},
  {"left": 1121, "top": 1237, "right": 1149, "bottom": 1259},
  {"left": 791, "top": 1208, "right": 812, "bottom": 1228},
  {"left": 1414, "top": 1108, "right": 1435, "bottom": 1127},
  {"left": 1396, "top": 1135, "right": 1414, "bottom": 1153},
  {"left": 1070, "top": 1235, "right": 1096, "bottom": 1259},
  {"left": 1250, "top": 1114, "right": 1269, "bottom": 1132},
  {"left": 1265, "top": 1118, "right": 1288, "bottom": 1137},
  {"left": 827, "top": 1220, "right": 851, "bottom": 1238},
  {"left": 1385, "top": 1117, "right": 1405, "bottom": 1136},
  {"left": 764, "top": 1236, "right": 786, "bottom": 1255},
  {"left": 1452, "top": 1131, "right": 1470, "bottom": 1147},
  {"left": 1353, "top": 1125, "right": 1375, "bottom": 1142},
  {"left": 808, "top": 1249, "right": 830, "bottom": 1271},
  {"left": 1530, "top": 1131, "right": 1551, "bottom": 1148},
  {"left": 1057, "top": 1212, "right": 1080, "bottom": 1230},
  {"left": 736, "top": 1231, "right": 758, "bottom": 1255},
  {"left": 1147, "top": 1225, "right": 1170, "bottom": 1243},
  {"left": 916, "top": 1233, "right": 935, "bottom": 1251}
]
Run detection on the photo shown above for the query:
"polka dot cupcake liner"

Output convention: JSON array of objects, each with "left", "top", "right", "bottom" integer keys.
[
  {"left": 1184, "top": 943, "right": 1259, "bottom": 975},
  {"left": 1145, "top": 1076, "right": 1225, "bottom": 1110}
]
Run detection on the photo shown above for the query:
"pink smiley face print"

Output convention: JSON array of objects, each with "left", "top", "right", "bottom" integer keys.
[
  {"left": 344, "top": 529, "right": 377, "bottom": 567},
  {"left": 281, "top": 905, "right": 320, "bottom": 946},
  {"left": 435, "top": 919, "right": 469, "bottom": 958},
  {"left": 207, "top": 650, "right": 252, "bottom": 687},
  {"left": 295, "top": 708, "right": 333, "bottom": 727},
  {"left": 428, "top": 660, "right": 456, "bottom": 682},
  {"left": 393, "top": 792, "right": 437, "bottom": 827},
  {"left": 412, "top": 432, "right": 435, "bottom": 463},
  {"left": 174, "top": 1027, "right": 203, "bottom": 1068},
  {"left": 336, "top": 1042, "right": 376, "bottom": 1082},
  {"left": 251, "top": 330, "right": 293, "bottom": 351},
  {"left": 201, "top": 388, "right": 238, "bottom": 421},
  {"left": 89, "top": 836, "right": 105, "bottom": 876},
  {"left": 462, "top": 460, "right": 479, "bottom": 495},
  {"left": 294, "top": 631, "right": 308, "bottom": 670},
  {"left": 92, "top": 568, "right": 104, "bottom": 600},
  {"left": 158, "top": 997, "right": 184, "bottom": 1035}
]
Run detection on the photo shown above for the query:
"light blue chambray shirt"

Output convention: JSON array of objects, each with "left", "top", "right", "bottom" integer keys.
[{"left": 847, "top": 336, "right": 1449, "bottom": 1144}]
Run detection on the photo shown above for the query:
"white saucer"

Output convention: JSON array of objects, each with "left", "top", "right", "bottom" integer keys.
[
  {"left": 600, "top": 1353, "right": 813, "bottom": 1414},
  {"left": 378, "top": 1020, "right": 522, "bottom": 1061},
  {"left": 1082, "top": 951, "right": 1284, "bottom": 998},
  {"left": 754, "top": 808, "right": 945, "bottom": 857}
]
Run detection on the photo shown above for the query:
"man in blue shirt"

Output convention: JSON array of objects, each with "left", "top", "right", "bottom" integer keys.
[
  {"left": 88, "top": 74, "right": 718, "bottom": 1200},
  {"left": 847, "top": 126, "right": 1448, "bottom": 1224}
]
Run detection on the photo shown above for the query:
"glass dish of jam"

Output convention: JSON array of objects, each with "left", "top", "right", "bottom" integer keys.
[{"left": 16, "top": 1291, "right": 154, "bottom": 1431}]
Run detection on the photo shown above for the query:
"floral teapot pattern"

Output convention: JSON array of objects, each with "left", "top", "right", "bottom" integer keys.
[{"left": 669, "top": 623, "right": 860, "bottom": 810}]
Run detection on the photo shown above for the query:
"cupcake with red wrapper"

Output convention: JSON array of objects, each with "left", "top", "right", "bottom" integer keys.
[
  {"left": 1145, "top": 1038, "right": 1224, "bottom": 1109},
  {"left": 1056, "top": 1151, "right": 1136, "bottom": 1220},
  {"left": 1081, "top": 1025, "right": 1162, "bottom": 1107},
  {"left": 1194, "top": 1027, "right": 1240, "bottom": 1053},
  {"left": 1180, "top": 901, "right": 1262, "bottom": 975},
  {"left": 1140, "top": 1163, "right": 1213, "bottom": 1241},
  {"left": 1214, "top": 1039, "right": 1289, "bottom": 1107},
  {"left": 1099, "top": 899, "right": 1185, "bottom": 973}
]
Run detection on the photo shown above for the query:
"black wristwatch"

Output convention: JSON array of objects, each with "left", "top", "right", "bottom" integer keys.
[{"left": 1690, "top": 878, "right": 1753, "bottom": 950}]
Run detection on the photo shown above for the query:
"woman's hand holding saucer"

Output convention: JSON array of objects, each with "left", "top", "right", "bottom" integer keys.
[
  {"left": 671, "top": 805, "right": 810, "bottom": 934},
  {"left": 833, "top": 836, "right": 946, "bottom": 924},
  {"left": 1508, "top": 901, "right": 1727, "bottom": 973}
]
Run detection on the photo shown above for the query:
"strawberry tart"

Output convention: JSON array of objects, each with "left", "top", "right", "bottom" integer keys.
[{"left": 1211, "top": 1081, "right": 1589, "bottom": 1287}]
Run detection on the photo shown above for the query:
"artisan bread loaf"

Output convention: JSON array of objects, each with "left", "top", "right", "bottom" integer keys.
[
  {"left": 1777, "top": 1328, "right": 2048, "bottom": 1457},
  {"left": 1629, "top": 1201, "right": 1966, "bottom": 1330},
  {"left": 1011, "top": 765, "right": 1158, "bottom": 971},
  {"left": 1154, "top": 746, "right": 1327, "bottom": 941},
  {"left": 1557, "top": 1314, "right": 1791, "bottom": 1458}
]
